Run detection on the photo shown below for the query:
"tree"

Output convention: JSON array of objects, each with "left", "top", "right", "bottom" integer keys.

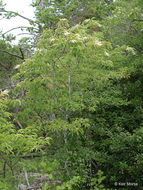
[
  {"left": 11, "top": 18, "right": 140, "bottom": 189},
  {"left": 0, "top": 0, "right": 143, "bottom": 189}
]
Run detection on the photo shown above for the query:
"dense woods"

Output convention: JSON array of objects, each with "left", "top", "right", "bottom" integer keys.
[{"left": 0, "top": 0, "right": 143, "bottom": 189}]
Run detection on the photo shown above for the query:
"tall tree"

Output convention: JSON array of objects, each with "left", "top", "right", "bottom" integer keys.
[
  {"left": 11, "top": 18, "right": 141, "bottom": 189},
  {"left": 0, "top": 0, "right": 143, "bottom": 189}
]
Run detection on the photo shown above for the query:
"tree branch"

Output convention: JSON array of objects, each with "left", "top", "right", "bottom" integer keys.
[
  {"left": 132, "top": 19, "right": 143, "bottom": 22},
  {"left": 3, "top": 161, "right": 6, "bottom": 178},
  {"left": 17, "top": 33, "right": 33, "bottom": 36},
  {"left": 3, "top": 26, "right": 30, "bottom": 35},
  {"left": 23, "top": 168, "right": 30, "bottom": 188},
  {"left": 19, "top": 153, "right": 46, "bottom": 159},
  {"left": 19, "top": 48, "right": 25, "bottom": 60},
  {"left": 0, "top": 49, "right": 24, "bottom": 60},
  {"left": 0, "top": 9, "right": 33, "bottom": 22},
  {"left": 14, "top": 121, "right": 23, "bottom": 129},
  {"left": 38, "top": 0, "right": 43, "bottom": 7},
  {"left": 0, "top": 62, "right": 10, "bottom": 70}
]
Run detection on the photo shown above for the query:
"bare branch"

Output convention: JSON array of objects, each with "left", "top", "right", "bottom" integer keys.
[
  {"left": 17, "top": 33, "right": 33, "bottom": 36},
  {"left": 23, "top": 168, "right": 30, "bottom": 188},
  {"left": 3, "top": 26, "right": 30, "bottom": 35}
]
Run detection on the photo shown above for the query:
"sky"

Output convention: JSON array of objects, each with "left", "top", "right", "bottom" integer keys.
[{"left": 0, "top": 0, "right": 35, "bottom": 41}]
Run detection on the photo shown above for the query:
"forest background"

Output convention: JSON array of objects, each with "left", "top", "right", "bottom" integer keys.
[{"left": 0, "top": 0, "right": 143, "bottom": 189}]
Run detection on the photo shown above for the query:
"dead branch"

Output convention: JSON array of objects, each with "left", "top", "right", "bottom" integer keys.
[{"left": 23, "top": 168, "right": 30, "bottom": 188}]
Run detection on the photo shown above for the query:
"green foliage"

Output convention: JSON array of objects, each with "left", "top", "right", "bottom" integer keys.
[
  {"left": 0, "top": 180, "right": 12, "bottom": 190},
  {"left": 91, "top": 170, "right": 107, "bottom": 190},
  {"left": 10, "top": 18, "right": 142, "bottom": 189},
  {"left": 32, "top": 0, "right": 114, "bottom": 30},
  {"left": 104, "top": 0, "right": 143, "bottom": 49},
  {"left": 0, "top": 0, "right": 143, "bottom": 189},
  {"left": 56, "top": 176, "right": 82, "bottom": 190}
]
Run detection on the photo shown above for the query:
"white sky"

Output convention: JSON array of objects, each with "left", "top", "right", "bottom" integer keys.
[{"left": 0, "top": 0, "right": 35, "bottom": 41}]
